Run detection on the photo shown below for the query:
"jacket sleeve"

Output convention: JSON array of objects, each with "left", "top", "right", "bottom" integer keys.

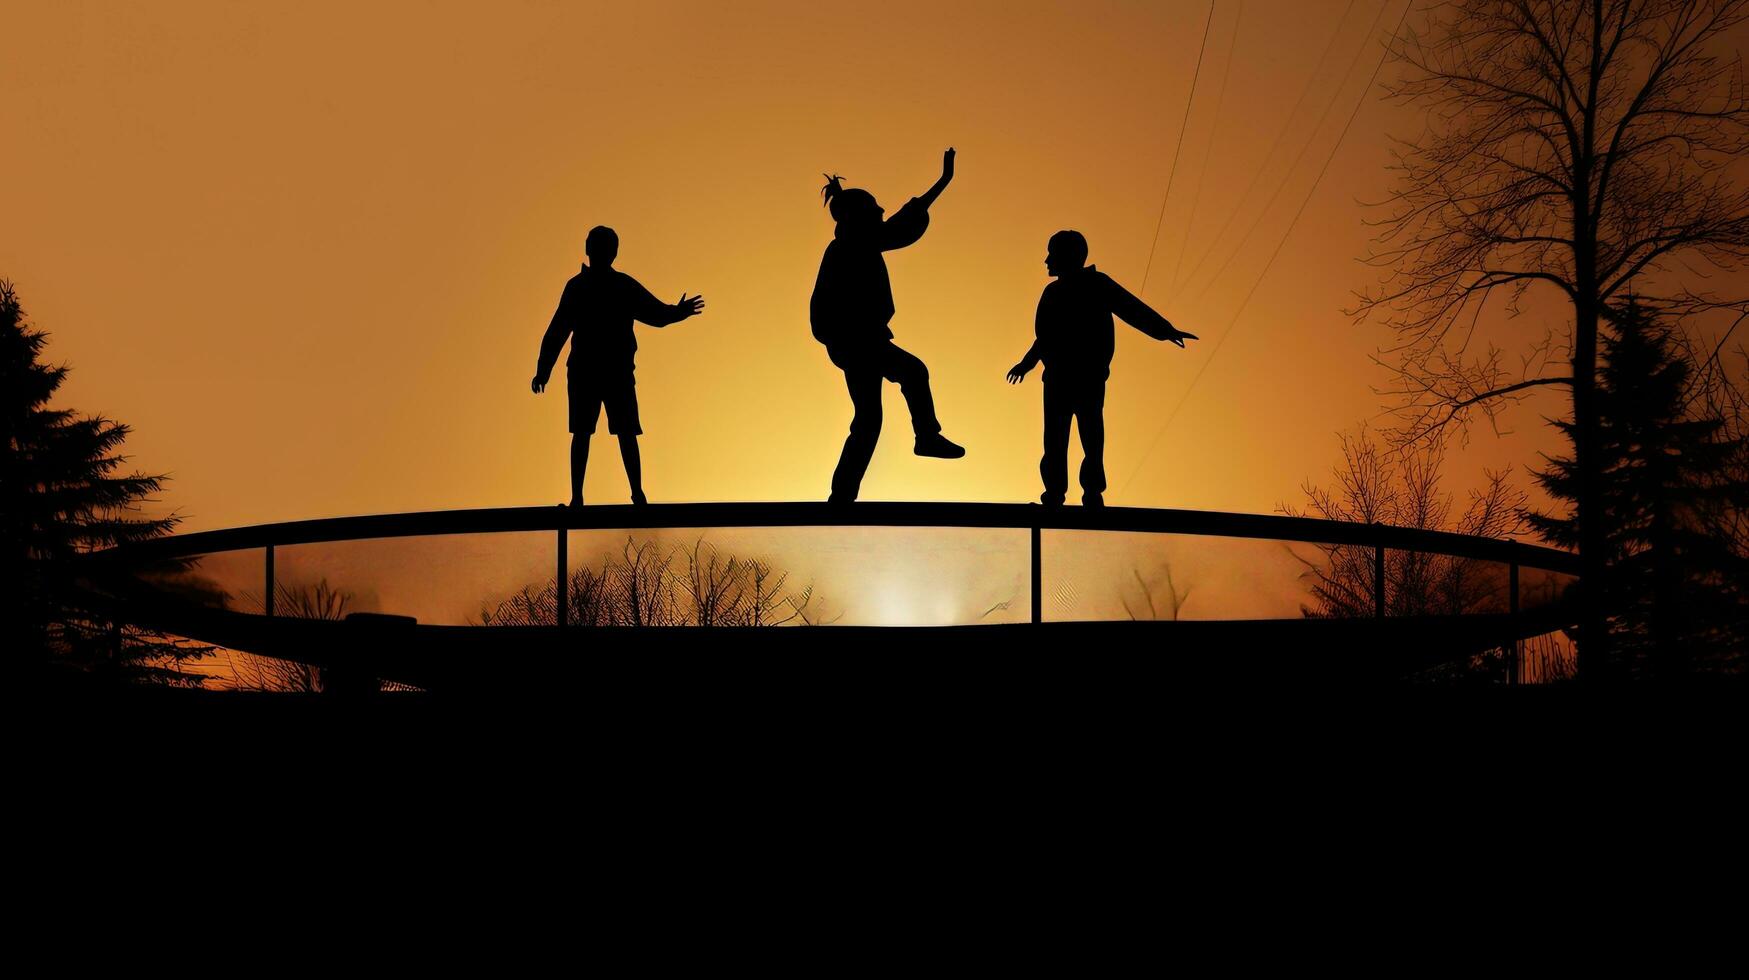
[
  {"left": 1018, "top": 289, "right": 1049, "bottom": 372},
  {"left": 876, "top": 197, "right": 932, "bottom": 252},
  {"left": 1103, "top": 273, "right": 1179, "bottom": 340},
  {"left": 629, "top": 276, "right": 685, "bottom": 327},
  {"left": 535, "top": 281, "right": 577, "bottom": 383}
]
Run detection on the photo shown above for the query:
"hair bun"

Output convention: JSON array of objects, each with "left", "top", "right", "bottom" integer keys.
[{"left": 821, "top": 173, "right": 845, "bottom": 206}]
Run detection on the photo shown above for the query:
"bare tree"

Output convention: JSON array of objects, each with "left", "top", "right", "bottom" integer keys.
[
  {"left": 1356, "top": 0, "right": 1749, "bottom": 676},
  {"left": 676, "top": 539, "right": 820, "bottom": 627},
  {"left": 1284, "top": 428, "right": 1530, "bottom": 620},
  {"left": 229, "top": 579, "right": 351, "bottom": 692},
  {"left": 477, "top": 536, "right": 825, "bottom": 628},
  {"left": 1120, "top": 565, "right": 1193, "bottom": 622},
  {"left": 1677, "top": 307, "right": 1749, "bottom": 558},
  {"left": 742, "top": 556, "right": 820, "bottom": 627}
]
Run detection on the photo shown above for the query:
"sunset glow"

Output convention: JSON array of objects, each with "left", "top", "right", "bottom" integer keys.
[{"left": 4, "top": 1, "right": 1743, "bottom": 529}]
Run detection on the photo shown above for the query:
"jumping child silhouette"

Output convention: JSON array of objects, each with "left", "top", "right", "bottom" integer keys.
[
  {"left": 1006, "top": 230, "right": 1196, "bottom": 507},
  {"left": 811, "top": 148, "right": 966, "bottom": 503},
  {"left": 532, "top": 225, "right": 705, "bottom": 506}
]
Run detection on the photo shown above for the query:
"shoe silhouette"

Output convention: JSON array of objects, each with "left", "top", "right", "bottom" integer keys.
[{"left": 914, "top": 433, "right": 966, "bottom": 459}]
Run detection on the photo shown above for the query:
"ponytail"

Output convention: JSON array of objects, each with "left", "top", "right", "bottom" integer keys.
[{"left": 821, "top": 173, "right": 845, "bottom": 207}]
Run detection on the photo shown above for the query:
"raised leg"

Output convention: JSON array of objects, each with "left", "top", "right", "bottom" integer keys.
[{"left": 878, "top": 342, "right": 940, "bottom": 437}]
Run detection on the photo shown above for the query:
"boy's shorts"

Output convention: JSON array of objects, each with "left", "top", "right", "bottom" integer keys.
[{"left": 568, "top": 370, "right": 641, "bottom": 436}]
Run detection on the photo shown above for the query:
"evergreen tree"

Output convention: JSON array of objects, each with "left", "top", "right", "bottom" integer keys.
[
  {"left": 1527, "top": 300, "right": 1749, "bottom": 679},
  {"left": 1, "top": 279, "right": 213, "bottom": 685}
]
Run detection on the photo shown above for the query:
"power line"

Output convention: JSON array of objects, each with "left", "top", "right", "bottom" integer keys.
[
  {"left": 1171, "top": 0, "right": 1358, "bottom": 294},
  {"left": 1180, "top": 0, "right": 1382, "bottom": 307},
  {"left": 1168, "top": 0, "right": 1243, "bottom": 291},
  {"left": 1119, "top": 0, "right": 1411, "bottom": 500},
  {"left": 1138, "top": 0, "right": 1217, "bottom": 300}
]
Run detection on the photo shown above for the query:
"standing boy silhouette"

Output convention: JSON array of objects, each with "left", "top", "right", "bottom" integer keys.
[
  {"left": 1006, "top": 230, "right": 1196, "bottom": 507},
  {"left": 532, "top": 225, "right": 705, "bottom": 506}
]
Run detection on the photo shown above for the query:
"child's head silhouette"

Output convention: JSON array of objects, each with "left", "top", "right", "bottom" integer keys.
[
  {"left": 586, "top": 226, "right": 619, "bottom": 268},
  {"left": 822, "top": 174, "right": 884, "bottom": 232},
  {"left": 1046, "top": 230, "right": 1088, "bottom": 277}
]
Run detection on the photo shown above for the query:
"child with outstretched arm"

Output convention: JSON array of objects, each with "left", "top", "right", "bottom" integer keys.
[
  {"left": 532, "top": 225, "right": 704, "bottom": 506},
  {"left": 1007, "top": 230, "right": 1196, "bottom": 507}
]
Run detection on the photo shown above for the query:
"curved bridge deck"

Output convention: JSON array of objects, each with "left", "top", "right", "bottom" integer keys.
[{"left": 87, "top": 502, "right": 1580, "bottom": 689}]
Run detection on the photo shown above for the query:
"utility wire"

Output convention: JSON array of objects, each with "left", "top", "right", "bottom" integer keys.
[
  {"left": 1172, "top": 0, "right": 1357, "bottom": 293},
  {"left": 1138, "top": 0, "right": 1218, "bottom": 300},
  {"left": 1182, "top": 0, "right": 1383, "bottom": 307},
  {"left": 1119, "top": 0, "right": 1411, "bottom": 500},
  {"left": 1168, "top": 0, "right": 1243, "bottom": 291}
]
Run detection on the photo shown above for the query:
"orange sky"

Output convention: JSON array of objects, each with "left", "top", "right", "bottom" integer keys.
[{"left": 4, "top": 0, "right": 1743, "bottom": 537}]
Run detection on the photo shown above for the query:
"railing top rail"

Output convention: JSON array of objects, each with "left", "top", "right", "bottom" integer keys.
[{"left": 90, "top": 502, "right": 1581, "bottom": 575}]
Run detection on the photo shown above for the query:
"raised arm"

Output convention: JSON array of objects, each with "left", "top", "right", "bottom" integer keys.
[
  {"left": 1103, "top": 274, "right": 1196, "bottom": 347},
  {"left": 879, "top": 148, "right": 955, "bottom": 252},
  {"left": 917, "top": 147, "right": 955, "bottom": 208}
]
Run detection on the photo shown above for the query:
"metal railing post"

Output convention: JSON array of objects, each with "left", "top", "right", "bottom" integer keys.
[
  {"left": 556, "top": 525, "right": 568, "bottom": 630},
  {"left": 1509, "top": 561, "right": 1521, "bottom": 685},
  {"left": 1373, "top": 542, "right": 1385, "bottom": 618},
  {"left": 264, "top": 544, "right": 275, "bottom": 619},
  {"left": 1031, "top": 524, "right": 1042, "bottom": 625}
]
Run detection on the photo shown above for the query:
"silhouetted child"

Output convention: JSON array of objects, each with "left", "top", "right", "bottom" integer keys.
[
  {"left": 812, "top": 148, "right": 966, "bottom": 503},
  {"left": 532, "top": 225, "right": 705, "bottom": 506},
  {"left": 1007, "top": 230, "right": 1196, "bottom": 507}
]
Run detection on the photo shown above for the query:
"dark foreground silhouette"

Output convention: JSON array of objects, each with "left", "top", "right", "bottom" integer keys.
[
  {"left": 812, "top": 148, "right": 966, "bottom": 502},
  {"left": 1008, "top": 230, "right": 1196, "bottom": 506},
  {"left": 533, "top": 225, "right": 705, "bottom": 506},
  {"left": 69, "top": 500, "right": 1591, "bottom": 693}
]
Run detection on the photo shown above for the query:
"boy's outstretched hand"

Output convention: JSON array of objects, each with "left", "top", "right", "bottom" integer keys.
[
  {"left": 942, "top": 147, "right": 955, "bottom": 181},
  {"left": 1006, "top": 362, "right": 1030, "bottom": 384},
  {"left": 678, "top": 293, "right": 706, "bottom": 319},
  {"left": 1166, "top": 328, "right": 1198, "bottom": 348}
]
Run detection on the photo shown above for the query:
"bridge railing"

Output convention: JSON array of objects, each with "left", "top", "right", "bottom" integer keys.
[{"left": 93, "top": 502, "right": 1580, "bottom": 630}]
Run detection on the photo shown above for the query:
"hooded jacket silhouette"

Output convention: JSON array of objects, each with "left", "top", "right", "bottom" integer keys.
[
  {"left": 809, "top": 150, "right": 966, "bottom": 503},
  {"left": 809, "top": 197, "right": 929, "bottom": 348},
  {"left": 1009, "top": 232, "right": 1195, "bottom": 506},
  {"left": 1018, "top": 265, "right": 1184, "bottom": 383}
]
